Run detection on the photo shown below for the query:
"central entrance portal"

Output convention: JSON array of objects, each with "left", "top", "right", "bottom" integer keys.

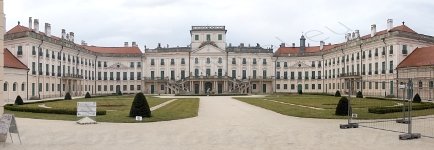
[{"left": 205, "top": 82, "right": 212, "bottom": 93}]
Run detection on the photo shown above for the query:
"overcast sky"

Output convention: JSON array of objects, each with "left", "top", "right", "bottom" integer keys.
[{"left": 5, "top": 0, "right": 434, "bottom": 52}]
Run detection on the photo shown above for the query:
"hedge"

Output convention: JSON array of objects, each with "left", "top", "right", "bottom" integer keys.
[
  {"left": 4, "top": 105, "right": 106, "bottom": 116},
  {"left": 365, "top": 97, "right": 397, "bottom": 101},
  {"left": 368, "top": 103, "right": 434, "bottom": 114}
]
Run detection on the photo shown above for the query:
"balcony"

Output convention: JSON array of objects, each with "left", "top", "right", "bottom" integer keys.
[
  {"left": 339, "top": 72, "right": 361, "bottom": 78},
  {"left": 290, "top": 77, "right": 295, "bottom": 80},
  {"left": 130, "top": 77, "right": 134, "bottom": 80},
  {"left": 62, "top": 73, "right": 83, "bottom": 79}
]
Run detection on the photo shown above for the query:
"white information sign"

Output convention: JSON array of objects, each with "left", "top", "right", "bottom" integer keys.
[
  {"left": 352, "top": 114, "right": 358, "bottom": 118},
  {"left": 0, "top": 114, "right": 21, "bottom": 146},
  {"left": 77, "top": 102, "right": 97, "bottom": 117},
  {"left": 399, "top": 85, "right": 405, "bottom": 89}
]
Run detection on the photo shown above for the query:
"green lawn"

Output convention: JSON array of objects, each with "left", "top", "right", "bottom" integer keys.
[
  {"left": 5, "top": 95, "right": 200, "bottom": 123},
  {"left": 234, "top": 94, "right": 434, "bottom": 119}
]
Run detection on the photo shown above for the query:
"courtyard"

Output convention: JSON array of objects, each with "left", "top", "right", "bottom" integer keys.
[{"left": 2, "top": 95, "right": 434, "bottom": 149}]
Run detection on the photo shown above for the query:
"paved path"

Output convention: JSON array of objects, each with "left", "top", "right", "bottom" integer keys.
[
  {"left": 150, "top": 99, "right": 177, "bottom": 111},
  {"left": 3, "top": 96, "right": 434, "bottom": 149}
]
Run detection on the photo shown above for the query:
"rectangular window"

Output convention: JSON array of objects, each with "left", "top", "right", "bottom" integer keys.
[
  {"left": 291, "top": 72, "right": 294, "bottom": 79},
  {"left": 318, "top": 84, "right": 322, "bottom": 89},
  {"left": 123, "top": 72, "right": 127, "bottom": 80},
  {"left": 276, "top": 84, "right": 280, "bottom": 90},
  {"left": 137, "top": 85, "right": 141, "bottom": 90},
  {"left": 253, "top": 84, "right": 256, "bottom": 89},
  {"left": 137, "top": 72, "right": 142, "bottom": 80},
  {"left": 284, "top": 84, "right": 288, "bottom": 89},
  {"left": 98, "top": 85, "right": 101, "bottom": 91},
  {"left": 305, "top": 84, "right": 308, "bottom": 90},
  {"left": 218, "top": 34, "right": 222, "bottom": 40},
  {"left": 312, "top": 71, "right": 315, "bottom": 79},
  {"left": 263, "top": 59, "right": 267, "bottom": 65},
  {"left": 110, "top": 85, "right": 113, "bottom": 91},
  {"left": 402, "top": 45, "right": 407, "bottom": 54},
  {"left": 382, "top": 81, "right": 385, "bottom": 89},
  {"left": 375, "top": 82, "right": 378, "bottom": 89},
  {"left": 104, "top": 61, "right": 107, "bottom": 67},
  {"left": 130, "top": 72, "right": 134, "bottom": 80},
  {"left": 232, "top": 58, "right": 236, "bottom": 64},
  {"left": 291, "top": 84, "right": 295, "bottom": 90},
  {"left": 312, "top": 84, "right": 315, "bottom": 90},
  {"left": 130, "top": 62, "right": 134, "bottom": 68},
  {"left": 242, "top": 70, "right": 246, "bottom": 79},
  {"left": 195, "top": 35, "right": 199, "bottom": 40},
  {"left": 52, "top": 84, "right": 54, "bottom": 91},
  {"left": 17, "top": 46, "right": 23, "bottom": 55},
  {"left": 22, "top": 83, "right": 25, "bottom": 91},
  {"left": 104, "top": 85, "right": 107, "bottom": 91},
  {"left": 161, "top": 84, "right": 164, "bottom": 90},
  {"left": 284, "top": 71, "right": 288, "bottom": 79},
  {"left": 130, "top": 85, "right": 134, "bottom": 91},
  {"left": 253, "top": 70, "right": 256, "bottom": 79},
  {"left": 263, "top": 70, "right": 267, "bottom": 79},
  {"left": 389, "top": 61, "right": 393, "bottom": 73},
  {"left": 161, "top": 71, "right": 164, "bottom": 79},
  {"left": 171, "top": 59, "right": 175, "bottom": 65},
  {"left": 298, "top": 72, "right": 302, "bottom": 79},
  {"left": 206, "top": 34, "right": 210, "bottom": 41},
  {"left": 181, "top": 58, "right": 185, "bottom": 64},
  {"left": 151, "top": 59, "right": 155, "bottom": 65},
  {"left": 123, "top": 85, "right": 127, "bottom": 91},
  {"left": 242, "top": 58, "right": 246, "bottom": 64},
  {"left": 284, "top": 62, "right": 288, "bottom": 67},
  {"left": 160, "top": 59, "right": 165, "bottom": 65},
  {"left": 253, "top": 59, "right": 257, "bottom": 64},
  {"left": 232, "top": 70, "right": 236, "bottom": 78},
  {"left": 305, "top": 71, "right": 308, "bottom": 79},
  {"left": 276, "top": 71, "right": 280, "bottom": 79},
  {"left": 137, "top": 62, "right": 141, "bottom": 67},
  {"left": 276, "top": 62, "right": 280, "bottom": 67}
]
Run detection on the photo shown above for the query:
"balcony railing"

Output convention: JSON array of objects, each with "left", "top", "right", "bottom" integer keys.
[
  {"left": 62, "top": 73, "right": 83, "bottom": 79},
  {"left": 98, "top": 77, "right": 102, "bottom": 80},
  {"left": 110, "top": 77, "right": 114, "bottom": 80},
  {"left": 340, "top": 72, "right": 360, "bottom": 77},
  {"left": 116, "top": 78, "right": 120, "bottom": 80}
]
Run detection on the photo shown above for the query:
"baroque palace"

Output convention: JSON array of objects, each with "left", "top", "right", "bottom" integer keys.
[{"left": 3, "top": 17, "right": 434, "bottom": 102}]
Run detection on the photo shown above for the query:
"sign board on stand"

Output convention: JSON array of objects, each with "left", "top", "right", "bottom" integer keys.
[
  {"left": 77, "top": 102, "right": 97, "bottom": 125},
  {"left": 0, "top": 114, "right": 21, "bottom": 147}
]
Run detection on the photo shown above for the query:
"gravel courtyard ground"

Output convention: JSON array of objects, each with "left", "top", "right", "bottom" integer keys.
[{"left": 3, "top": 96, "right": 433, "bottom": 150}]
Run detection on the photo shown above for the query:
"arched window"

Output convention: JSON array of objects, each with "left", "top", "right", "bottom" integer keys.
[
  {"left": 13, "top": 82, "right": 17, "bottom": 91},
  {"left": 3, "top": 82, "right": 7, "bottom": 91},
  {"left": 22, "top": 83, "right": 25, "bottom": 91}
]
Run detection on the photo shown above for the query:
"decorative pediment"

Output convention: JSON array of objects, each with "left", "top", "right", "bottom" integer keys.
[
  {"left": 290, "top": 61, "right": 312, "bottom": 68},
  {"left": 192, "top": 45, "right": 225, "bottom": 53},
  {"left": 107, "top": 62, "right": 129, "bottom": 69}
]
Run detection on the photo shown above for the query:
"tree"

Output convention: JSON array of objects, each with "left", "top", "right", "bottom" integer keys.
[
  {"left": 85, "top": 92, "right": 91, "bottom": 98},
  {"left": 356, "top": 91, "right": 363, "bottom": 98},
  {"left": 413, "top": 93, "right": 421, "bottom": 103},
  {"left": 15, "top": 95, "right": 24, "bottom": 105},
  {"left": 129, "top": 92, "right": 151, "bottom": 117},
  {"left": 335, "top": 90, "right": 341, "bottom": 97},
  {"left": 65, "top": 92, "right": 72, "bottom": 100},
  {"left": 335, "top": 97, "right": 352, "bottom": 116}
]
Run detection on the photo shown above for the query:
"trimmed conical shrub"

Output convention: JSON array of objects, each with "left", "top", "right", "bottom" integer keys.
[
  {"left": 15, "top": 95, "right": 24, "bottom": 105},
  {"left": 356, "top": 91, "right": 363, "bottom": 98},
  {"left": 413, "top": 93, "right": 421, "bottom": 103},
  {"left": 65, "top": 92, "right": 72, "bottom": 100},
  {"left": 335, "top": 97, "right": 351, "bottom": 116},
  {"left": 117, "top": 90, "right": 123, "bottom": 96},
  {"left": 129, "top": 92, "right": 151, "bottom": 117},
  {"left": 85, "top": 92, "right": 91, "bottom": 98},
  {"left": 335, "top": 90, "right": 341, "bottom": 97}
]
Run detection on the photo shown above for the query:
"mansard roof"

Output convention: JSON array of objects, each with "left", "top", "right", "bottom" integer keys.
[
  {"left": 275, "top": 25, "right": 418, "bottom": 54},
  {"left": 396, "top": 46, "right": 434, "bottom": 69},
  {"left": 3, "top": 48, "right": 29, "bottom": 70},
  {"left": 6, "top": 25, "right": 142, "bottom": 54}
]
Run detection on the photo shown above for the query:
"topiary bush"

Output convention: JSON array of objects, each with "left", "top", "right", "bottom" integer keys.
[
  {"left": 413, "top": 93, "right": 421, "bottom": 103},
  {"left": 85, "top": 92, "right": 91, "bottom": 98},
  {"left": 15, "top": 95, "right": 24, "bottom": 105},
  {"left": 129, "top": 92, "right": 151, "bottom": 117},
  {"left": 335, "top": 90, "right": 341, "bottom": 97},
  {"left": 117, "top": 90, "right": 123, "bottom": 96},
  {"left": 298, "top": 90, "right": 303, "bottom": 95},
  {"left": 65, "top": 92, "right": 72, "bottom": 100},
  {"left": 335, "top": 97, "right": 351, "bottom": 116},
  {"left": 356, "top": 91, "right": 363, "bottom": 98}
]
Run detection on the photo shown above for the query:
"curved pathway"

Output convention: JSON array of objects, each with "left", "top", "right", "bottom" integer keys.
[{"left": 4, "top": 96, "right": 434, "bottom": 149}]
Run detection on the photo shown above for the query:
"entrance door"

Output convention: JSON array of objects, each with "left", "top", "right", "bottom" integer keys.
[
  {"left": 262, "top": 84, "right": 266, "bottom": 93},
  {"left": 204, "top": 82, "right": 212, "bottom": 93},
  {"left": 218, "top": 84, "right": 222, "bottom": 94},
  {"left": 194, "top": 84, "right": 199, "bottom": 94},
  {"left": 298, "top": 84, "right": 302, "bottom": 93},
  {"left": 151, "top": 85, "right": 154, "bottom": 94},
  {"left": 116, "top": 85, "right": 120, "bottom": 94}
]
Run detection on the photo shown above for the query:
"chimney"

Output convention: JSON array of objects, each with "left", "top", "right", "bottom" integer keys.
[
  {"left": 280, "top": 43, "right": 285, "bottom": 48},
  {"left": 132, "top": 41, "right": 137, "bottom": 47},
  {"left": 45, "top": 23, "right": 49, "bottom": 36},
  {"left": 62, "top": 29, "right": 66, "bottom": 39},
  {"left": 81, "top": 40, "right": 86, "bottom": 45},
  {"left": 308, "top": 43, "right": 310, "bottom": 47},
  {"left": 66, "top": 33, "right": 70, "bottom": 41},
  {"left": 124, "top": 42, "right": 129, "bottom": 47},
  {"left": 34, "top": 19, "right": 39, "bottom": 33},
  {"left": 300, "top": 35, "right": 306, "bottom": 53},
  {"left": 292, "top": 43, "right": 295, "bottom": 47},
  {"left": 387, "top": 19, "right": 393, "bottom": 31},
  {"left": 320, "top": 41, "right": 324, "bottom": 51},
  {"left": 47, "top": 24, "right": 51, "bottom": 37},
  {"left": 355, "top": 30, "right": 360, "bottom": 39},
  {"left": 70, "top": 32, "right": 74, "bottom": 42},
  {"left": 29, "top": 17, "right": 32, "bottom": 29},
  {"left": 371, "top": 24, "right": 376, "bottom": 37}
]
